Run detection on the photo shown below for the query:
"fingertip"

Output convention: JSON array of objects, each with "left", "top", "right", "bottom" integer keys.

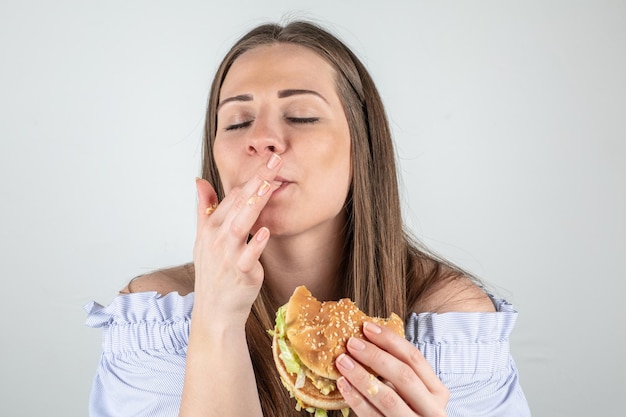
[
  {"left": 336, "top": 353, "right": 355, "bottom": 371},
  {"left": 196, "top": 177, "right": 217, "bottom": 198},
  {"left": 266, "top": 153, "right": 282, "bottom": 170},
  {"left": 337, "top": 376, "right": 352, "bottom": 394},
  {"left": 195, "top": 177, "right": 206, "bottom": 195},
  {"left": 195, "top": 179, "right": 219, "bottom": 222},
  {"left": 254, "top": 227, "right": 270, "bottom": 242},
  {"left": 363, "top": 321, "right": 382, "bottom": 335}
]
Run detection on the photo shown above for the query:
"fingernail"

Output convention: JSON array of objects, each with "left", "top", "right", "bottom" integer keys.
[
  {"left": 266, "top": 153, "right": 281, "bottom": 169},
  {"left": 348, "top": 337, "right": 366, "bottom": 351},
  {"left": 257, "top": 180, "right": 271, "bottom": 196},
  {"left": 255, "top": 227, "right": 269, "bottom": 242},
  {"left": 337, "top": 377, "right": 351, "bottom": 393},
  {"left": 337, "top": 354, "right": 354, "bottom": 370},
  {"left": 364, "top": 322, "right": 382, "bottom": 334}
]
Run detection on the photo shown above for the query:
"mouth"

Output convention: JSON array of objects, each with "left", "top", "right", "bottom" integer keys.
[{"left": 272, "top": 177, "right": 292, "bottom": 193}]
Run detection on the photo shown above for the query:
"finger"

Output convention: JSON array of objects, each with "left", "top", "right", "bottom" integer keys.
[
  {"left": 336, "top": 354, "right": 412, "bottom": 417},
  {"left": 223, "top": 153, "right": 282, "bottom": 240},
  {"left": 363, "top": 322, "right": 447, "bottom": 396},
  {"left": 237, "top": 227, "right": 270, "bottom": 276},
  {"left": 337, "top": 377, "right": 383, "bottom": 417},
  {"left": 196, "top": 178, "right": 219, "bottom": 227},
  {"left": 196, "top": 153, "right": 282, "bottom": 236},
  {"left": 230, "top": 153, "right": 282, "bottom": 210},
  {"left": 346, "top": 335, "right": 443, "bottom": 414}
]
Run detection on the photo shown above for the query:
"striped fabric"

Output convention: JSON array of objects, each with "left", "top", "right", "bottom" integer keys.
[
  {"left": 407, "top": 298, "right": 531, "bottom": 416},
  {"left": 85, "top": 292, "right": 530, "bottom": 416}
]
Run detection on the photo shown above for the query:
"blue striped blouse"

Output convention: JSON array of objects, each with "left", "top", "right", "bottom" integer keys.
[{"left": 85, "top": 292, "right": 530, "bottom": 416}]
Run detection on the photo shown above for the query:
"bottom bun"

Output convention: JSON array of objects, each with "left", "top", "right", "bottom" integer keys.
[{"left": 272, "top": 332, "right": 347, "bottom": 411}]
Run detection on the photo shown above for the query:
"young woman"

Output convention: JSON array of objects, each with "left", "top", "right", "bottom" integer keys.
[{"left": 86, "top": 21, "right": 530, "bottom": 417}]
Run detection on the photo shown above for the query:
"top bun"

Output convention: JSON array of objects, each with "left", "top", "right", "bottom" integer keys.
[{"left": 284, "top": 286, "right": 404, "bottom": 380}]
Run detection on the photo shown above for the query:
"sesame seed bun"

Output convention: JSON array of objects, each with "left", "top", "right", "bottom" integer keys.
[
  {"left": 272, "top": 330, "right": 347, "bottom": 410},
  {"left": 272, "top": 285, "right": 405, "bottom": 411}
]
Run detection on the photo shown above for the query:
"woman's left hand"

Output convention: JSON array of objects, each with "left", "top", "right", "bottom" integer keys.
[{"left": 336, "top": 322, "right": 449, "bottom": 417}]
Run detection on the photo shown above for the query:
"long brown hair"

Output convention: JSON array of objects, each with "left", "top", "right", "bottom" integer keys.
[{"left": 201, "top": 20, "right": 455, "bottom": 417}]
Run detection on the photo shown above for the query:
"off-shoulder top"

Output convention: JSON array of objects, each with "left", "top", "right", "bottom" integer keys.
[{"left": 85, "top": 292, "right": 530, "bottom": 416}]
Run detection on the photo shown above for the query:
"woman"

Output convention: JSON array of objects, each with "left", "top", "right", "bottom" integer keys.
[{"left": 86, "top": 21, "right": 530, "bottom": 417}]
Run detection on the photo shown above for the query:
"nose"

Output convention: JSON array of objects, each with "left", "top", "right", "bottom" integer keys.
[{"left": 246, "top": 114, "right": 286, "bottom": 156}]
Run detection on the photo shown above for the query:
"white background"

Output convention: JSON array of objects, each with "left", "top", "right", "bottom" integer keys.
[{"left": 1, "top": 1, "right": 624, "bottom": 416}]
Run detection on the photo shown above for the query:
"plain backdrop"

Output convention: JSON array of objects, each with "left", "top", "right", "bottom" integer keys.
[{"left": 1, "top": 1, "right": 624, "bottom": 416}]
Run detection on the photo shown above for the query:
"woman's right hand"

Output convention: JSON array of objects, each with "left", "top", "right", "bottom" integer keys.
[
  {"left": 192, "top": 152, "right": 283, "bottom": 325},
  {"left": 181, "top": 153, "right": 282, "bottom": 417}
]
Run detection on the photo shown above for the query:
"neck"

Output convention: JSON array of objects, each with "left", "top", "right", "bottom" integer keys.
[{"left": 261, "top": 227, "right": 346, "bottom": 305}]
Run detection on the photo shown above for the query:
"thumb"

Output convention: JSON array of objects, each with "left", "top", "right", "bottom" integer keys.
[{"left": 195, "top": 177, "right": 218, "bottom": 225}]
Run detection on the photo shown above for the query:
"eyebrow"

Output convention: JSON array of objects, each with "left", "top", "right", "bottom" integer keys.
[
  {"left": 217, "top": 94, "right": 253, "bottom": 111},
  {"left": 277, "top": 89, "right": 328, "bottom": 103},
  {"left": 217, "top": 89, "right": 328, "bottom": 111}
]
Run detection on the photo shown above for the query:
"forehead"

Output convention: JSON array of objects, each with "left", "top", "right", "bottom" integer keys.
[{"left": 220, "top": 43, "right": 337, "bottom": 96}]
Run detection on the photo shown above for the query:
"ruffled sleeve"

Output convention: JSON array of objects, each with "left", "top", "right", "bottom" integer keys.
[
  {"left": 86, "top": 292, "right": 530, "bottom": 416},
  {"left": 84, "top": 292, "right": 194, "bottom": 417},
  {"left": 406, "top": 297, "right": 531, "bottom": 416}
]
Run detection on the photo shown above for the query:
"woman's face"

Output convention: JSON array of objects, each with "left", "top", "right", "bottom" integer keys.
[{"left": 213, "top": 43, "right": 352, "bottom": 238}]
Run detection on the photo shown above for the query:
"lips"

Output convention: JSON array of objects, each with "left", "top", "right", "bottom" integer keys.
[{"left": 272, "top": 176, "right": 292, "bottom": 193}]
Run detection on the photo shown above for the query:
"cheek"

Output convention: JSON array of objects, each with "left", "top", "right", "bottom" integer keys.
[
  {"left": 317, "top": 135, "right": 352, "bottom": 199},
  {"left": 327, "top": 132, "right": 352, "bottom": 181},
  {"left": 212, "top": 140, "right": 235, "bottom": 192}
]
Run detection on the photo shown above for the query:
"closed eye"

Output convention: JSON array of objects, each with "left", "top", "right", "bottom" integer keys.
[
  {"left": 286, "top": 117, "right": 320, "bottom": 124},
  {"left": 224, "top": 120, "right": 253, "bottom": 131}
]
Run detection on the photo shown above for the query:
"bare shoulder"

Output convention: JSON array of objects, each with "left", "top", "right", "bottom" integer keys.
[
  {"left": 412, "top": 274, "right": 496, "bottom": 314},
  {"left": 119, "top": 263, "right": 195, "bottom": 296}
]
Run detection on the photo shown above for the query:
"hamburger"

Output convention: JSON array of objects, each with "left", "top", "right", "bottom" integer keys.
[{"left": 270, "top": 285, "right": 405, "bottom": 416}]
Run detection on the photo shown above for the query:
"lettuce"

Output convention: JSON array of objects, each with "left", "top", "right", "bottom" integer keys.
[
  {"left": 275, "top": 305, "right": 303, "bottom": 374},
  {"left": 277, "top": 337, "right": 301, "bottom": 374},
  {"left": 314, "top": 409, "right": 328, "bottom": 417},
  {"left": 274, "top": 305, "right": 287, "bottom": 338}
]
